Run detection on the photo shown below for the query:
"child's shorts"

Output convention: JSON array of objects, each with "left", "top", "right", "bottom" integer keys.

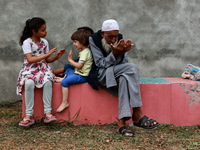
[{"left": 61, "top": 68, "right": 87, "bottom": 88}]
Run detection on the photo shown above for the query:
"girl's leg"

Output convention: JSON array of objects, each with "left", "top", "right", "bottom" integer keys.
[
  {"left": 43, "top": 81, "right": 53, "bottom": 114},
  {"left": 56, "top": 87, "right": 69, "bottom": 112},
  {"left": 19, "top": 79, "right": 35, "bottom": 126},
  {"left": 43, "top": 81, "right": 57, "bottom": 123},
  {"left": 53, "top": 67, "right": 64, "bottom": 77},
  {"left": 25, "top": 79, "right": 35, "bottom": 117}
]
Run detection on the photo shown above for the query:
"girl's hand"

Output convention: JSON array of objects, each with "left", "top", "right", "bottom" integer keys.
[
  {"left": 48, "top": 47, "right": 57, "bottom": 56},
  {"left": 55, "top": 49, "right": 66, "bottom": 59},
  {"left": 68, "top": 50, "right": 73, "bottom": 61},
  {"left": 45, "top": 48, "right": 66, "bottom": 63}
]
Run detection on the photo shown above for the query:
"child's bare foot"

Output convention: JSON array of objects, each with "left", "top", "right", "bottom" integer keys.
[
  {"left": 56, "top": 102, "right": 69, "bottom": 112},
  {"left": 54, "top": 77, "right": 64, "bottom": 83}
]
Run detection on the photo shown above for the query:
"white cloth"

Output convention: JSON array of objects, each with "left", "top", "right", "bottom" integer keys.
[
  {"left": 22, "top": 38, "right": 49, "bottom": 54},
  {"left": 101, "top": 19, "right": 119, "bottom": 31},
  {"left": 16, "top": 38, "right": 54, "bottom": 96}
]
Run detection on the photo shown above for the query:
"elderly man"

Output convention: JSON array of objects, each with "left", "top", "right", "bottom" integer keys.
[{"left": 89, "top": 19, "right": 160, "bottom": 137}]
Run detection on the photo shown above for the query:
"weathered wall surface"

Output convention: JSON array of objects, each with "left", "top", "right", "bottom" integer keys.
[{"left": 1, "top": 0, "right": 200, "bottom": 101}]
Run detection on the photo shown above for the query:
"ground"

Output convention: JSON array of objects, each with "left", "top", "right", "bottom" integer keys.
[{"left": 0, "top": 101, "right": 200, "bottom": 150}]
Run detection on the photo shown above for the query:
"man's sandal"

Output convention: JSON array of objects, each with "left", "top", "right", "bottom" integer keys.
[
  {"left": 133, "top": 115, "right": 160, "bottom": 129},
  {"left": 44, "top": 114, "right": 57, "bottom": 123},
  {"left": 19, "top": 118, "right": 35, "bottom": 127},
  {"left": 119, "top": 126, "right": 134, "bottom": 137}
]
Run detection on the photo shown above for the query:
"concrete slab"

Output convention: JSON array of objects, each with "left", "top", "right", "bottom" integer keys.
[{"left": 22, "top": 78, "right": 200, "bottom": 126}]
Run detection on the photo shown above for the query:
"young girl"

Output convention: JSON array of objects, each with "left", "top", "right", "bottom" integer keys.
[
  {"left": 55, "top": 28, "right": 93, "bottom": 112},
  {"left": 17, "top": 17, "right": 66, "bottom": 127}
]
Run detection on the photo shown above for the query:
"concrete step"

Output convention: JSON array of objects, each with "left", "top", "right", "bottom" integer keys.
[{"left": 22, "top": 78, "right": 200, "bottom": 126}]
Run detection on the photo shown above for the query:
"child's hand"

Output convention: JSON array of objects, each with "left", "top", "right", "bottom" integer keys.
[
  {"left": 55, "top": 49, "right": 66, "bottom": 59},
  {"left": 48, "top": 47, "right": 57, "bottom": 55},
  {"left": 68, "top": 50, "right": 73, "bottom": 61}
]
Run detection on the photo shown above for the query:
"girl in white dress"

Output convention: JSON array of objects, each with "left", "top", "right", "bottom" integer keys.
[{"left": 17, "top": 17, "right": 65, "bottom": 127}]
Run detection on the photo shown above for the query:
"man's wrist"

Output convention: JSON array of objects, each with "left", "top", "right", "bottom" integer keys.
[
  {"left": 112, "top": 50, "right": 119, "bottom": 57},
  {"left": 119, "top": 53, "right": 125, "bottom": 59}
]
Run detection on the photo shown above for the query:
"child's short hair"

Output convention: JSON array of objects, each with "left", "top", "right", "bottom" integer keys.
[
  {"left": 77, "top": 26, "right": 94, "bottom": 35},
  {"left": 71, "top": 28, "right": 93, "bottom": 46}
]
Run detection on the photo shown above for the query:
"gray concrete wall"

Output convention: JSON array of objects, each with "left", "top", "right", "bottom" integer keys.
[{"left": 1, "top": 0, "right": 200, "bottom": 101}]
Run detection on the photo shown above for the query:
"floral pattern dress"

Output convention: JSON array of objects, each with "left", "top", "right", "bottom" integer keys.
[{"left": 16, "top": 38, "right": 54, "bottom": 96}]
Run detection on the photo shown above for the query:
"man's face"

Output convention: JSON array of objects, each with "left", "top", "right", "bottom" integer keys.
[{"left": 101, "top": 30, "right": 119, "bottom": 44}]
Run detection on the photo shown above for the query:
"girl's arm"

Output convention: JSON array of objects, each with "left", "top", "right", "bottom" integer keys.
[
  {"left": 26, "top": 47, "right": 57, "bottom": 64},
  {"left": 68, "top": 50, "right": 84, "bottom": 69},
  {"left": 46, "top": 49, "right": 66, "bottom": 63}
]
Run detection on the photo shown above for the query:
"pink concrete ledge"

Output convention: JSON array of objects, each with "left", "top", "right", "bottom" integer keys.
[{"left": 22, "top": 78, "right": 200, "bottom": 126}]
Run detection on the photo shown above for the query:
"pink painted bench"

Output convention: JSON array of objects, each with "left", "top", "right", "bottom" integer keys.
[{"left": 22, "top": 78, "right": 200, "bottom": 126}]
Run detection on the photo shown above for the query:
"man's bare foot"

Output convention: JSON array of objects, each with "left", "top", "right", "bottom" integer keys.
[
  {"left": 54, "top": 77, "right": 64, "bottom": 83},
  {"left": 132, "top": 107, "right": 144, "bottom": 123},
  {"left": 56, "top": 102, "right": 69, "bottom": 112}
]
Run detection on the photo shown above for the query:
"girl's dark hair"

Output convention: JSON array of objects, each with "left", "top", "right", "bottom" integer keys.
[
  {"left": 71, "top": 27, "right": 94, "bottom": 46},
  {"left": 19, "top": 17, "right": 46, "bottom": 45}
]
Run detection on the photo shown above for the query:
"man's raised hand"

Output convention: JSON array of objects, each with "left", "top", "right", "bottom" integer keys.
[
  {"left": 110, "top": 39, "right": 134, "bottom": 57},
  {"left": 124, "top": 39, "right": 134, "bottom": 52}
]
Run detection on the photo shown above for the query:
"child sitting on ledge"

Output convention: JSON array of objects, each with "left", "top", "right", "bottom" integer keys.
[{"left": 54, "top": 27, "right": 93, "bottom": 112}]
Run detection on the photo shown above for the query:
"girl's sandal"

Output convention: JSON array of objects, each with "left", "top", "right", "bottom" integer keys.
[
  {"left": 44, "top": 114, "right": 57, "bottom": 123},
  {"left": 19, "top": 118, "right": 35, "bottom": 127}
]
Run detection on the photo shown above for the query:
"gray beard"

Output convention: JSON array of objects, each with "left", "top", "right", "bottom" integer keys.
[{"left": 101, "top": 37, "right": 117, "bottom": 54}]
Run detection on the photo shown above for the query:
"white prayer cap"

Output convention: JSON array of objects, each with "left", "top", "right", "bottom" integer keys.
[{"left": 101, "top": 19, "right": 119, "bottom": 31}]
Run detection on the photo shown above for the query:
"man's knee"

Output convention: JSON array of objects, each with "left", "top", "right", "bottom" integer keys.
[
  {"left": 125, "top": 63, "right": 139, "bottom": 73},
  {"left": 131, "top": 63, "right": 139, "bottom": 70},
  {"left": 119, "top": 75, "right": 126, "bottom": 83}
]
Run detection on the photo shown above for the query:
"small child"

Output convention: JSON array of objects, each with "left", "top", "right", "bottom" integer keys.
[
  {"left": 17, "top": 17, "right": 66, "bottom": 127},
  {"left": 55, "top": 28, "right": 93, "bottom": 112},
  {"left": 53, "top": 27, "right": 94, "bottom": 77}
]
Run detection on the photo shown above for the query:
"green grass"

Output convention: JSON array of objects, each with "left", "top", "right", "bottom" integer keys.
[
  {"left": 0, "top": 101, "right": 17, "bottom": 108},
  {"left": 0, "top": 101, "right": 200, "bottom": 149}
]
